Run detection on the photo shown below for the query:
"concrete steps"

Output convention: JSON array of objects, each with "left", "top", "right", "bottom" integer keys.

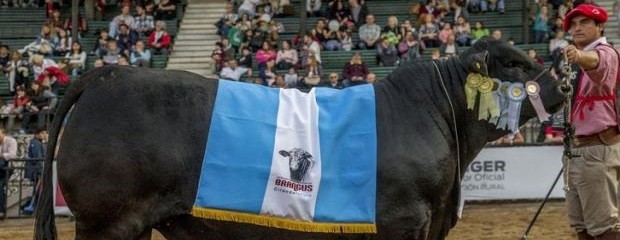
[{"left": 167, "top": 1, "right": 225, "bottom": 77}]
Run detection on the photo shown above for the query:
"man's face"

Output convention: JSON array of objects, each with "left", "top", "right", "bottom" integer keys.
[
  {"left": 569, "top": 15, "right": 603, "bottom": 48},
  {"left": 37, "top": 131, "right": 48, "bottom": 141}
]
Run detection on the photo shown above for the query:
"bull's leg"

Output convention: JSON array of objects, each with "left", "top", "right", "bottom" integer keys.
[
  {"left": 156, "top": 214, "right": 228, "bottom": 240},
  {"left": 376, "top": 200, "right": 432, "bottom": 240}
]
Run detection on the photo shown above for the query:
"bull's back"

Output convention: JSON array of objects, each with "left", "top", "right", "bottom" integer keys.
[{"left": 56, "top": 67, "right": 218, "bottom": 226}]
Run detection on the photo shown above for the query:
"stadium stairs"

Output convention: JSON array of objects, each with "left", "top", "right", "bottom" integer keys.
[{"left": 166, "top": 0, "right": 224, "bottom": 77}]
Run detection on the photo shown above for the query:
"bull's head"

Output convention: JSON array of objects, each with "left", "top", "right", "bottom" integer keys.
[
  {"left": 460, "top": 39, "right": 565, "bottom": 140},
  {"left": 279, "top": 148, "right": 314, "bottom": 182}
]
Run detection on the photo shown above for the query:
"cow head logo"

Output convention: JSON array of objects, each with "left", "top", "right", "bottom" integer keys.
[{"left": 279, "top": 148, "right": 315, "bottom": 183}]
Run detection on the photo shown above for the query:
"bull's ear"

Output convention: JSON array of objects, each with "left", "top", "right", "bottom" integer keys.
[
  {"left": 464, "top": 50, "right": 489, "bottom": 77},
  {"left": 279, "top": 150, "right": 290, "bottom": 157}
]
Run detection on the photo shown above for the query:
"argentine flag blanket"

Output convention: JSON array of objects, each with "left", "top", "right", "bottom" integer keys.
[{"left": 192, "top": 80, "right": 377, "bottom": 233}]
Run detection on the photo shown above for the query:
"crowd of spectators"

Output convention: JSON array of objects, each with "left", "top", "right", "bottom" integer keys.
[
  {"left": 0, "top": 0, "right": 180, "bottom": 134},
  {"left": 214, "top": 0, "right": 537, "bottom": 89}
]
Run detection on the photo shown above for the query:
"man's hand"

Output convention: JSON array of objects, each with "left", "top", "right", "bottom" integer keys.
[{"left": 564, "top": 45, "right": 582, "bottom": 64}]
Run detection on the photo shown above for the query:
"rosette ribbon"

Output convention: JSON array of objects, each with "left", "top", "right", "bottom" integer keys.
[
  {"left": 465, "top": 73, "right": 483, "bottom": 110},
  {"left": 525, "top": 81, "right": 552, "bottom": 123},
  {"left": 478, "top": 77, "right": 500, "bottom": 121},
  {"left": 504, "top": 82, "right": 527, "bottom": 133}
]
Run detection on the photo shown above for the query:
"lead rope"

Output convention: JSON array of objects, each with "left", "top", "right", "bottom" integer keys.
[
  {"left": 559, "top": 50, "right": 578, "bottom": 191},
  {"left": 521, "top": 52, "right": 577, "bottom": 240},
  {"left": 431, "top": 60, "right": 462, "bottom": 197}
]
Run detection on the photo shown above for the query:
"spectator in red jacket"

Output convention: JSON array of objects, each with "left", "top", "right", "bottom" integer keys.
[
  {"left": 341, "top": 52, "right": 369, "bottom": 87},
  {"left": 148, "top": 20, "right": 171, "bottom": 55}
]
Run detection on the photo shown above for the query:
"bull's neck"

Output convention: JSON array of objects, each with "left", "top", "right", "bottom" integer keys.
[{"left": 380, "top": 58, "right": 498, "bottom": 172}]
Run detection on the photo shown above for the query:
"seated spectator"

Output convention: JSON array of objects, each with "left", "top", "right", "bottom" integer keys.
[
  {"left": 217, "top": 3, "right": 239, "bottom": 36},
  {"left": 116, "top": 23, "right": 139, "bottom": 57},
  {"left": 9, "top": 87, "right": 30, "bottom": 132},
  {"left": 398, "top": 30, "right": 422, "bottom": 62},
  {"left": 237, "top": 47, "right": 253, "bottom": 70},
  {"left": 133, "top": 5, "right": 155, "bottom": 38},
  {"left": 490, "top": 29, "right": 502, "bottom": 41},
  {"left": 381, "top": 16, "right": 402, "bottom": 46},
  {"left": 454, "top": 16, "right": 473, "bottom": 46},
  {"left": 220, "top": 37, "right": 236, "bottom": 62},
  {"left": 211, "top": 42, "right": 225, "bottom": 72},
  {"left": 399, "top": 19, "right": 415, "bottom": 40},
  {"left": 284, "top": 67, "right": 299, "bottom": 88},
  {"left": 227, "top": 21, "right": 245, "bottom": 52},
  {"left": 358, "top": 14, "right": 381, "bottom": 49},
  {"left": 481, "top": 0, "right": 505, "bottom": 13},
  {"left": 237, "top": 13, "right": 253, "bottom": 31},
  {"left": 22, "top": 82, "right": 56, "bottom": 133},
  {"left": 471, "top": 21, "right": 489, "bottom": 44},
  {"left": 238, "top": 0, "right": 261, "bottom": 17},
  {"left": 323, "top": 72, "right": 343, "bottom": 89},
  {"left": 20, "top": 24, "right": 55, "bottom": 56},
  {"left": 376, "top": 37, "right": 398, "bottom": 66},
  {"left": 64, "top": 13, "right": 88, "bottom": 38},
  {"left": 342, "top": 52, "right": 369, "bottom": 87},
  {"left": 439, "top": 22, "right": 453, "bottom": 44},
  {"left": 527, "top": 48, "right": 545, "bottom": 66},
  {"left": 506, "top": 37, "right": 515, "bottom": 45},
  {"left": 301, "top": 33, "right": 322, "bottom": 66},
  {"left": 154, "top": 0, "right": 177, "bottom": 20},
  {"left": 260, "top": 59, "right": 277, "bottom": 86},
  {"left": 329, "top": 0, "right": 354, "bottom": 31},
  {"left": 45, "top": 9, "right": 64, "bottom": 31},
  {"left": 339, "top": 28, "right": 353, "bottom": 51},
  {"left": 348, "top": 0, "right": 368, "bottom": 27},
  {"left": 550, "top": 16, "right": 564, "bottom": 38},
  {"left": 266, "top": 23, "right": 281, "bottom": 48},
  {"left": 118, "top": 56, "right": 130, "bottom": 66},
  {"left": 147, "top": 20, "right": 172, "bottom": 55},
  {"left": 439, "top": 34, "right": 459, "bottom": 58},
  {"left": 5, "top": 51, "right": 30, "bottom": 94},
  {"left": 130, "top": 40, "right": 151, "bottom": 67},
  {"left": 31, "top": 54, "right": 67, "bottom": 90},
  {"left": 109, "top": 5, "right": 135, "bottom": 38},
  {"left": 249, "top": 28, "right": 266, "bottom": 51},
  {"left": 324, "top": 26, "right": 341, "bottom": 51},
  {"left": 220, "top": 59, "right": 250, "bottom": 82},
  {"left": 64, "top": 42, "right": 86, "bottom": 77},
  {"left": 256, "top": 41, "right": 277, "bottom": 70},
  {"left": 419, "top": 14, "right": 440, "bottom": 48},
  {"left": 272, "top": 75, "right": 287, "bottom": 88},
  {"left": 52, "top": 29, "right": 72, "bottom": 57},
  {"left": 307, "top": 0, "right": 322, "bottom": 17},
  {"left": 467, "top": 0, "right": 481, "bottom": 13},
  {"left": 303, "top": 56, "right": 321, "bottom": 86},
  {"left": 310, "top": 19, "right": 329, "bottom": 46},
  {"left": 419, "top": 0, "right": 441, "bottom": 18},
  {"left": 0, "top": 45, "right": 8, "bottom": 70},
  {"left": 366, "top": 72, "right": 377, "bottom": 84},
  {"left": 532, "top": 4, "right": 551, "bottom": 44},
  {"left": 94, "top": 28, "right": 113, "bottom": 57},
  {"left": 101, "top": 41, "right": 123, "bottom": 65},
  {"left": 275, "top": 40, "right": 298, "bottom": 70}
]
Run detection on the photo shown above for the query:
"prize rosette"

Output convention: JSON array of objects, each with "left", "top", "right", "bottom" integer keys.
[{"left": 525, "top": 81, "right": 551, "bottom": 123}]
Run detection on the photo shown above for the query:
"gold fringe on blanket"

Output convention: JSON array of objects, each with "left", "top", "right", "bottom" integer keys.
[{"left": 192, "top": 207, "right": 377, "bottom": 234}]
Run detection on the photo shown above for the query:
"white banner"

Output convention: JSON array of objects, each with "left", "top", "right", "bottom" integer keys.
[{"left": 461, "top": 145, "right": 565, "bottom": 200}]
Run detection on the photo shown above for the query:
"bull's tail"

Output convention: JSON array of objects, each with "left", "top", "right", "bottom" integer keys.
[{"left": 34, "top": 67, "right": 113, "bottom": 240}]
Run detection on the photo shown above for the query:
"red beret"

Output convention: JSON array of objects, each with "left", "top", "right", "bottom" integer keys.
[{"left": 563, "top": 4, "right": 608, "bottom": 31}]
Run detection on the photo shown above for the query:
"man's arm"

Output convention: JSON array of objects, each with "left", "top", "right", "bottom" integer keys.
[
  {"left": 565, "top": 45, "right": 599, "bottom": 70},
  {"left": 2, "top": 138, "right": 17, "bottom": 160}
]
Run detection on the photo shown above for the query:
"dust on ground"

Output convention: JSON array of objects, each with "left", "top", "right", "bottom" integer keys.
[{"left": 0, "top": 201, "right": 575, "bottom": 240}]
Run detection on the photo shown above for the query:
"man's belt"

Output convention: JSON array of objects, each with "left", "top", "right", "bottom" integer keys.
[{"left": 573, "top": 126, "right": 620, "bottom": 148}]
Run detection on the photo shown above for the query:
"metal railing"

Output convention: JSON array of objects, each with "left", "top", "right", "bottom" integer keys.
[{"left": 1, "top": 158, "right": 43, "bottom": 220}]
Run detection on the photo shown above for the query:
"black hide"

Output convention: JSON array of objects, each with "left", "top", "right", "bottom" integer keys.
[{"left": 35, "top": 40, "right": 565, "bottom": 240}]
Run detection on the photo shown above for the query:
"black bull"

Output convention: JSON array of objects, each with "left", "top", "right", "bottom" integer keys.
[{"left": 35, "top": 40, "right": 565, "bottom": 240}]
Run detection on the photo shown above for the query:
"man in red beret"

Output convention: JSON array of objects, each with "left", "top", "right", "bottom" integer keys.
[{"left": 562, "top": 3, "right": 620, "bottom": 240}]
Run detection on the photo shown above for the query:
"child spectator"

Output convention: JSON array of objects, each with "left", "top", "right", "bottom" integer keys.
[
  {"left": 116, "top": 23, "right": 139, "bottom": 57},
  {"left": 52, "top": 29, "right": 72, "bottom": 57},
  {"left": 454, "top": 16, "right": 473, "bottom": 46},
  {"left": 272, "top": 75, "right": 287, "bottom": 88},
  {"left": 130, "top": 40, "right": 152, "bottom": 67},
  {"left": 260, "top": 59, "right": 277, "bottom": 86},
  {"left": 101, "top": 41, "right": 123, "bottom": 65},
  {"left": 284, "top": 67, "right": 299, "bottom": 88},
  {"left": 237, "top": 47, "right": 253, "bottom": 70},
  {"left": 325, "top": 72, "right": 343, "bottom": 89},
  {"left": 471, "top": 21, "right": 489, "bottom": 44},
  {"left": 64, "top": 42, "right": 86, "bottom": 77},
  {"left": 339, "top": 28, "right": 353, "bottom": 51},
  {"left": 342, "top": 52, "right": 369, "bottom": 87},
  {"left": 377, "top": 37, "right": 398, "bottom": 66},
  {"left": 94, "top": 28, "right": 113, "bottom": 57}
]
